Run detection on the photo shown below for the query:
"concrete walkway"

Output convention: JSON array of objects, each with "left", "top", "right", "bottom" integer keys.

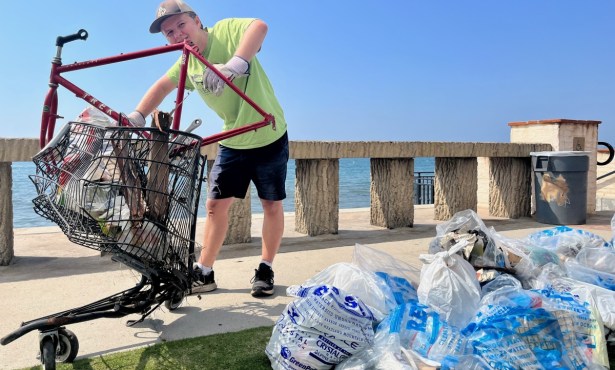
[{"left": 0, "top": 206, "right": 613, "bottom": 369}]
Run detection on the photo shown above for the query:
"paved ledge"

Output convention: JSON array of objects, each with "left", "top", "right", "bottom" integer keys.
[
  {"left": 0, "top": 138, "right": 552, "bottom": 162},
  {"left": 0, "top": 206, "right": 612, "bottom": 369}
]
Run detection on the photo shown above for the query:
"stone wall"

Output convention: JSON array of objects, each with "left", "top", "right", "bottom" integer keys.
[{"left": 0, "top": 137, "right": 553, "bottom": 266}]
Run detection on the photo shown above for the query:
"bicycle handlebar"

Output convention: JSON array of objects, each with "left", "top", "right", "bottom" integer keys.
[{"left": 56, "top": 29, "right": 88, "bottom": 47}]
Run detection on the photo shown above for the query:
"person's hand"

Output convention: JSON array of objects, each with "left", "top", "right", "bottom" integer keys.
[
  {"left": 203, "top": 56, "right": 249, "bottom": 96},
  {"left": 126, "top": 111, "right": 146, "bottom": 127}
]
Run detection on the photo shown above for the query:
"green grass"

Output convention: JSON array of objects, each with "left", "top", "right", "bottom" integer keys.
[
  {"left": 20, "top": 326, "right": 274, "bottom": 370},
  {"left": 18, "top": 326, "right": 615, "bottom": 369}
]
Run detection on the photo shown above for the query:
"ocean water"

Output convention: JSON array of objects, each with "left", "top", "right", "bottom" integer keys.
[{"left": 11, "top": 157, "right": 434, "bottom": 228}]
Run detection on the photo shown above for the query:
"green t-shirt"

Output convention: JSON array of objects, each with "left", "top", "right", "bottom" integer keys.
[{"left": 166, "top": 18, "right": 287, "bottom": 149}]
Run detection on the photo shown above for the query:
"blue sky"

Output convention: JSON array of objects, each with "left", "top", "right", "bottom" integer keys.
[{"left": 2, "top": 1, "right": 614, "bottom": 144}]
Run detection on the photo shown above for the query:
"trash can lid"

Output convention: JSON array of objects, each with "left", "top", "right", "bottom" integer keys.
[{"left": 530, "top": 151, "right": 590, "bottom": 157}]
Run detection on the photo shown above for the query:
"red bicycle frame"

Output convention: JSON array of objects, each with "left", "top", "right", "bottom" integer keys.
[{"left": 40, "top": 29, "right": 275, "bottom": 149}]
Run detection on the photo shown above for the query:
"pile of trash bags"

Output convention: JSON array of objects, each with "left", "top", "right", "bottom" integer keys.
[{"left": 266, "top": 209, "right": 615, "bottom": 369}]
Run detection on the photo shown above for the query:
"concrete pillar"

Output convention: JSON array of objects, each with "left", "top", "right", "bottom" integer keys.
[
  {"left": 204, "top": 159, "right": 252, "bottom": 245},
  {"left": 434, "top": 158, "right": 477, "bottom": 220},
  {"left": 509, "top": 119, "right": 600, "bottom": 214},
  {"left": 0, "top": 162, "right": 14, "bottom": 265},
  {"left": 488, "top": 157, "right": 532, "bottom": 218},
  {"left": 370, "top": 158, "right": 414, "bottom": 228},
  {"left": 294, "top": 159, "right": 339, "bottom": 236},
  {"left": 223, "top": 195, "right": 252, "bottom": 244}
]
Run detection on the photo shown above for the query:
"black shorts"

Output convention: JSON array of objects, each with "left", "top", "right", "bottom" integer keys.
[{"left": 207, "top": 132, "right": 289, "bottom": 201}]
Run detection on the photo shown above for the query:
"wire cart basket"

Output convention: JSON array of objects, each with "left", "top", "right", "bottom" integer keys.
[
  {"left": 32, "top": 121, "right": 204, "bottom": 273},
  {"left": 1, "top": 121, "right": 206, "bottom": 366}
]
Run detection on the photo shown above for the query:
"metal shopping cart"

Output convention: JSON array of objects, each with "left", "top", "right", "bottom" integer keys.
[{"left": 1, "top": 118, "right": 206, "bottom": 368}]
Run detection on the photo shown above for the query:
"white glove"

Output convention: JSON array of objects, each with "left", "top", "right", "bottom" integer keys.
[
  {"left": 126, "top": 111, "right": 146, "bottom": 127},
  {"left": 203, "top": 56, "right": 250, "bottom": 96}
]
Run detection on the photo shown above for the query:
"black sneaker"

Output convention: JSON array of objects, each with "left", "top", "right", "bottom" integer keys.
[
  {"left": 251, "top": 263, "right": 274, "bottom": 297},
  {"left": 191, "top": 267, "right": 217, "bottom": 294}
]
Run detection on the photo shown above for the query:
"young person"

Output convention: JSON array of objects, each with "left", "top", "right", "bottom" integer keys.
[{"left": 128, "top": 0, "right": 288, "bottom": 297}]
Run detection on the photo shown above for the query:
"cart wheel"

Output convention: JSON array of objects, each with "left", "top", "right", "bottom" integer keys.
[
  {"left": 56, "top": 328, "right": 79, "bottom": 363},
  {"left": 40, "top": 337, "right": 56, "bottom": 370},
  {"left": 164, "top": 289, "right": 186, "bottom": 311}
]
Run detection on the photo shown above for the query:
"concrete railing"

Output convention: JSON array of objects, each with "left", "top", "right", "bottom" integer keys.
[{"left": 0, "top": 137, "right": 553, "bottom": 265}]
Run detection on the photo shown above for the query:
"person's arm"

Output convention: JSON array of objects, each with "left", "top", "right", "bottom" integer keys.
[
  {"left": 126, "top": 74, "right": 176, "bottom": 127},
  {"left": 135, "top": 75, "right": 177, "bottom": 118},
  {"left": 203, "top": 19, "right": 269, "bottom": 96},
  {"left": 234, "top": 19, "right": 268, "bottom": 62}
]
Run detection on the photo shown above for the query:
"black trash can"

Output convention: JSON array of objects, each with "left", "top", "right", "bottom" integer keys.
[{"left": 530, "top": 151, "right": 589, "bottom": 225}]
